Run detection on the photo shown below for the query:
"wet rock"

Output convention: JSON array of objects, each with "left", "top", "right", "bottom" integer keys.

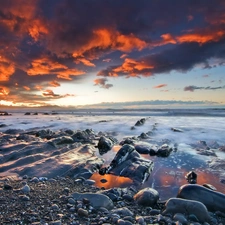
[
  {"left": 21, "top": 184, "right": 30, "bottom": 194},
  {"left": 177, "top": 184, "right": 225, "bottom": 213},
  {"left": 97, "top": 136, "right": 116, "bottom": 155},
  {"left": 202, "top": 183, "right": 217, "bottom": 191},
  {"left": 36, "top": 129, "right": 55, "bottom": 139},
  {"left": 162, "top": 197, "right": 210, "bottom": 223},
  {"left": 3, "top": 183, "right": 13, "bottom": 190},
  {"left": 51, "top": 204, "right": 59, "bottom": 211},
  {"left": 71, "top": 192, "right": 114, "bottom": 209},
  {"left": 50, "top": 136, "right": 74, "bottom": 146},
  {"left": 111, "top": 207, "right": 134, "bottom": 217},
  {"left": 134, "top": 142, "right": 157, "bottom": 155},
  {"left": 77, "top": 208, "right": 88, "bottom": 217},
  {"left": 185, "top": 171, "right": 197, "bottom": 184},
  {"left": 156, "top": 144, "right": 173, "bottom": 157},
  {"left": 173, "top": 213, "right": 188, "bottom": 224},
  {"left": 135, "top": 118, "right": 146, "bottom": 126},
  {"left": 19, "top": 195, "right": 30, "bottom": 201},
  {"left": 133, "top": 187, "right": 159, "bottom": 207},
  {"left": 99, "top": 144, "right": 154, "bottom": 184},
  {"left": 171, "top": 127, "right": 183, "bottom": 132}
]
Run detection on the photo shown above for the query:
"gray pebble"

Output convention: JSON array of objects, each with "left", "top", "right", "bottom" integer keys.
[
  {"left": 51, "top": 204, "right": 59, "bottom": 211},
  {"left": 19, "top": 195, "right": 30, "bottom": 201},
  {"left": 68, "top": 197, "right": 76, "bottom": 204},
  {"left": 30, "top": 177, "right": 39, "bottom": 183},
  {"left": 173, "top": 213, "right": 188, "bottom": 224},
  {"left": 77, "top": 208, "right": 88, "bottom": 217},
  {"left": 21, "top": 184, "right": 30, "bottom": 194}
]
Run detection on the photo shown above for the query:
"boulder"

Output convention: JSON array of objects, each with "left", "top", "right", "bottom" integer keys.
[
  {"left": 133, "top": 187, "right": 159, "bottom": 206},
  {"left": 71, "top": 192, "right": 114, "bottom": 210},
  {"left": 162, "top": 197, "right": 210, "bottom": 223},
  {"left": 177, "top": 184, "right": 225, "bottom": 213}
]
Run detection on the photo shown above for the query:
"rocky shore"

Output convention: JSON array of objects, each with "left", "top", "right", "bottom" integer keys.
[
  {"left": 1, "top": 116, "right": 225, "bottom": 224},
  {"left": 0, "top": 176, "right": 225, "bottom": 225}
]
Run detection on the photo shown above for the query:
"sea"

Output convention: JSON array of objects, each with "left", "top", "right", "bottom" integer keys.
[{"left": 0, "top": 107, "right": 225, "bottom": 200}]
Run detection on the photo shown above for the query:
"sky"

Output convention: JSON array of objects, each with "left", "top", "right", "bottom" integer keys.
[{"left": 0, "top": 0, "right": 225, "bottom": 109}]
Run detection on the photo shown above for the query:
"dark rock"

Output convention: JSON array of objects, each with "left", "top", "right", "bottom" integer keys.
[
  {"left": 133, "top": 187, "right": 159, "bottom": 207},
  {"left": 202, "top": 183, "right": 217, "bottom": 191},
  {"left": 71, "top": 192, "right": 114, "bottom": 210},
  {"left": 162, "top": 197, "right": 210, "bottom": 223},
  {"left": 99, "top": 144, "right": 154, "bottom": 184},
  {"left": 4, "top": 183, "right": 13, "bottom": 190},
  {"left": 185, "top": 171, "right": 197, "bottom": 184},
  {"left": 77, "top": 208, "right": 88, "bottom": 217},
  {"left": 111, "top": 207, "right": 134, "bottom": 217},
  {"left": 171, "top": 128, "right": 183, "bottom": 132},
  {"left": 135, "top": 118, "right": 146, "bottom": 126},
  {"left": 177, "top": 184, "right": 225, "bottom": 213},
  {"left": 51, "top": 136, "right": 74, "bottom": 146},
  {"left": 24, "top": 112, "right": 31, "bottom": 115},
  {"left": 156, "top": 144, "right": 173, "bottom": 157},
  {"left": 97, "top": 136, "right": 116, "bottom": 155}
]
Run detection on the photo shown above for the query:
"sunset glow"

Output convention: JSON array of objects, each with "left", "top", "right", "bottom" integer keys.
[{"left": 0, "top": 0, "right": 225, "bottom": 108}]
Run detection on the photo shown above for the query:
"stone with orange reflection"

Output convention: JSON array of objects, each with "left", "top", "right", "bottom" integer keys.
[{"left": 133, "top": 187, "right": 159, "bottom": 207}]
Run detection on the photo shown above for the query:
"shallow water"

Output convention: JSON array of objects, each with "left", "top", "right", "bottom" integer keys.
[{"left": 0, "top": 108, "right": 225, "bottom": 199}]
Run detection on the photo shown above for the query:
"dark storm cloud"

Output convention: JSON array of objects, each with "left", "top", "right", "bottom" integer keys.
[
  {"left": 184, "top": 85, "right": 225, "bottom": 92},
  {"left": 98, "top": 38, "right": 225, "bottom": 77}
]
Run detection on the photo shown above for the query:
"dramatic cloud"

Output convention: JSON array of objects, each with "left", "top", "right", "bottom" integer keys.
[
  {"left": 0, "top": 0, "right": 225, "bottom": 106},
  {"left": 27, "top": 57, "right": 85, "bottom": 80},
  {"left": 94, "top": 78, "right": 113, "bottom": 89},
  {"left": 184, "top": 85, "right": 225, "bottom": 92}
]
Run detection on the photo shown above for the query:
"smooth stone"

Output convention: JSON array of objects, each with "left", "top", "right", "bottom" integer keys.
[
  {"left": 162, "top": 197, "right": 210, "bottom": 223},
  {"left": 177, "top": 184, "right": 225, "bottom": 213},
  {"left": 111, "top": 207, "right": 134, "bottom": 217},
  {"left": 21, "top": 184, "right": 30, "bottom": 194},
  {"left": 51, "top": 204, "right": 59, "bottom": 211},
  {"left": 173, "top": 213, "right": 188, "bottom": 224},
  {"left": 71, "top": 192, "right": 114, "bottom": 210},
  {"left": 77, "top": 208, "right": 88, "bottom": 217},
  {"left": 133, "top": 187, "right": 159, "bottom": 206},
  {"left": 68, "top": 198, "right": 76, "bottom": 204},
  {"left": 19, "top": 195, "right": 30, "bottom": 201}
]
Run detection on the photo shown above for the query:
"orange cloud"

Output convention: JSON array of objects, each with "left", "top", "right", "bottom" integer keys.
[
  {"left": 160, "top": 33, "right": 177, "bottom": 44},
  {"left": 0, "top": 56, "right": 15, "bottom": 81},
  {"left": 0, "top": 86, "right": 10, "bottom": 96},
  {"left": 72, "top": 28, "right": 148, "bottom": 58},
  {"left": 0, "top": 1, "right": 48, "bottom": 42},
  {"left": 112, "top": 58, "right": 154, "bottom": 77},
  {"left": 23, "top": 86, "right": 30, "bottom": 91},
  {"left": 42, "top": 89, "right": 59, "bottom": 97},
  {"left": 28, "top": 19, "right": 49, "bottom": 41},
  {"left": 75, "top": 58, "right": 95, "bottom": 67},
  {"left": 27, "top": 57, "right": 85, "bottom": 80},
  {"left": 176, "top": 30, "right": 225, "bottom": 44},
  {"left": 154, "top": 84, "right": 167, "bottom": 88},
  {"left": 49, "top": 80, "right": 60, "bottom": 87}
]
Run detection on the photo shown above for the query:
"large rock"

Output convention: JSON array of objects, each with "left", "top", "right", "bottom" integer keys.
[
  {"left": 97, "top": 136, "right": 116, "bottom": 155},
  {"left": 133, "top": 187, "right": 159, "bottom": 206},
  {"left": 70, "top": 192, "right": 114, "bottom": 210},
  {"left": 162, "top": 197, "right": 210, "bottom": 223},
  {"left": 177, "top": 184, "right": 225, "bottom": 213},
  {"left": 99, "top": 144, "right": 154, "bottom": 184}
]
